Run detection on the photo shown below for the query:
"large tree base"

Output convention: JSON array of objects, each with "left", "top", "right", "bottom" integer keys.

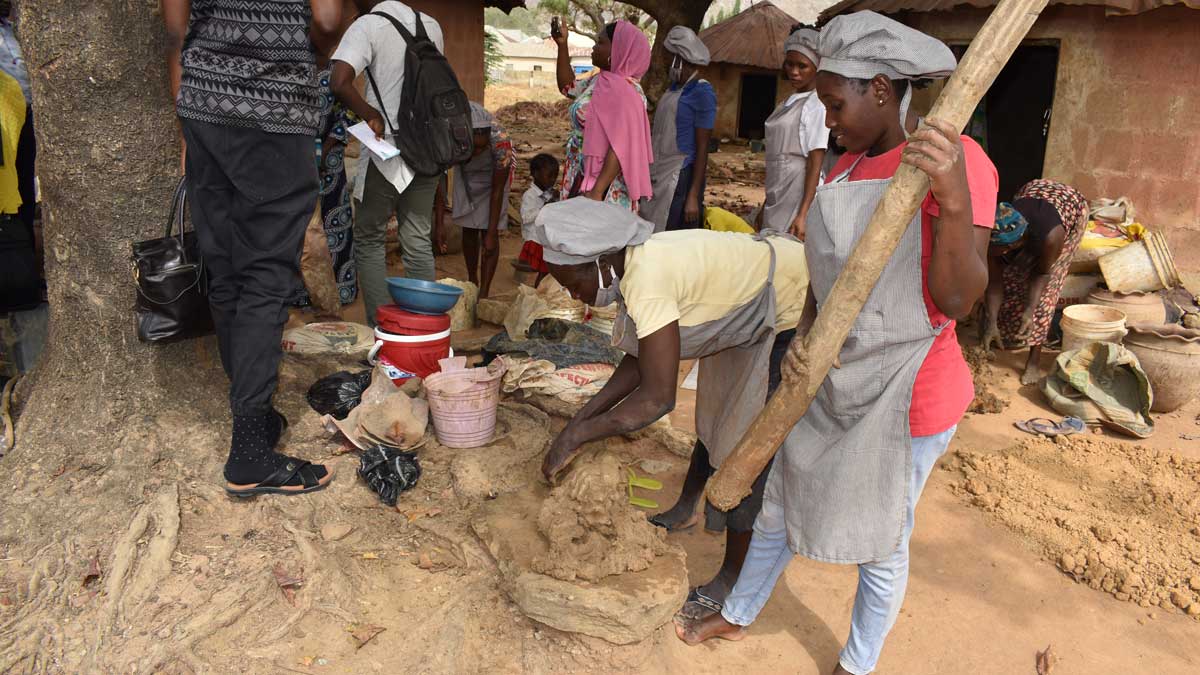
[{"left": 0, "top": 353, "right": 694, "bottom": 672}]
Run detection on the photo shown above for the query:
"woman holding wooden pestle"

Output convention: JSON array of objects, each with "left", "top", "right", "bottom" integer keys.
[
  {"left": 676, "top": 13, "right": 999, "bottom": 675},
  {"left": 527, "top": 196, "right": 810, "bottom": 620}
]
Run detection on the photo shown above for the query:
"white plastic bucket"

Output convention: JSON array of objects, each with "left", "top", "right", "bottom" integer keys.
[
  {"left": 1060, "top": 304, "right": 1127, "bottom": 353},
  {"left": 1098, "top": 232, "right": 1181, "bottom": 293}
]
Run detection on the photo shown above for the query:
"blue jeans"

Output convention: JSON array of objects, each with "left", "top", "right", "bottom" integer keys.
[{"left": 720, "top": 426, "right": 958, "bottom": 675}]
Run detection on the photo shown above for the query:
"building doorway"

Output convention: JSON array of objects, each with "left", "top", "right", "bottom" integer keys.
[
  {"left": 955, "top": 43, "right": 1059, "bottom": 201},
  {"left": 737, "top": 73, "right": 777, "bottom": 140}
]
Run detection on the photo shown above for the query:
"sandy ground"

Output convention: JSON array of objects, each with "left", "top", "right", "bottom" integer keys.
[{"left": 277, "top": 87, "right": 1200, "bottom": 673}]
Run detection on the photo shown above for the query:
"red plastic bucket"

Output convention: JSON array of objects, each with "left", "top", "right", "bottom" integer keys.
[
  {"left": 368, "top": 326, "right": 452, "bottom": 384},
  {"left": 376, "top": 304, "right": 451, "bottom": 336}
]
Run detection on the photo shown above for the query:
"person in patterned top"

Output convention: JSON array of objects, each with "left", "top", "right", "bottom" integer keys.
[
  {"left": 162, "top": 0, "right": 344, "bottom": 497},
  {"left": 434, "top": 102, "right": 514, "bottom": 300}
]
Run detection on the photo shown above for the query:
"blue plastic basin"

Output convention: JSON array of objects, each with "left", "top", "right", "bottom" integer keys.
[{"left": 385, "top": 277, "right": 464, "bottom": 316}]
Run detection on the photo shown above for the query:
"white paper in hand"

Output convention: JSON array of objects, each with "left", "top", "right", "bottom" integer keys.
[{"left": 348, "top": 121, "right": 400, "bottom": 161}]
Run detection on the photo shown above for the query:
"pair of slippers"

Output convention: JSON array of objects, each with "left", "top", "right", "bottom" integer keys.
[{"left": 1014, "top": 416, "right": 1085, "bottom": 437}]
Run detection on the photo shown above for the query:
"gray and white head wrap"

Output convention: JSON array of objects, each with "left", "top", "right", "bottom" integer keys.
[
  {"left": 527, "top": 197, "right": 654, "bottom": 266},
  {"left": 817, "top": 11, "right": 956, "bottom": 134},
  {"left": 784, "top": 28, "right": 820, "bottom": 67},
  {"left": 664, "top": 25, "right": 711, "bottom": 66},
  {"left": 469, "top": 101, "right": 494, "bottom": 131}
]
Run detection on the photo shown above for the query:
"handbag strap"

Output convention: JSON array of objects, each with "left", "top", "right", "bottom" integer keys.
[{"left": 166, "top": 176, "right": 187, "bottom": 238}]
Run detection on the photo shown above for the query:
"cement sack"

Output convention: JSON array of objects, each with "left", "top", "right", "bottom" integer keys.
[{"left": 498, "top": 355, "right": 613, "bottom": 405}]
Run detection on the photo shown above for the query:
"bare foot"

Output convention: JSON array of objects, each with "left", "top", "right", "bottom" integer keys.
[
  {"left": 650, "top": 504, "right": 702, "bottom": 532},
  {"left": 678, "top": 572, "right": 737, "bottom": 620},
  {"left": 832, "top": 664, "right": 852, "bottom": 675},
  {"left": 674, "top": 613, "right": 746, "bottom": 646},
  {"left": 1020, "top": 364, "right": 1043, "bottom": 386}
]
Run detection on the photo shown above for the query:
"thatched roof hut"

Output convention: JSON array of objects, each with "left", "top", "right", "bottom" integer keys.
[{"left": 698, "top": 1, "right": 802, "bottom": 140}]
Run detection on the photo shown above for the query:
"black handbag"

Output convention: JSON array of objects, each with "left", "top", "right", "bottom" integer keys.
[
  {"left": 132, "top": 177, "right": 214, "bottom": 342},
  {"left": 0, "top": 215, "right": 40, "bottom": 312}
]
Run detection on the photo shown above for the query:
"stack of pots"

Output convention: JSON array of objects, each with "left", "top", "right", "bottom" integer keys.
[{"left": 368, "top": 305, "right": 453, "bottom": 385}]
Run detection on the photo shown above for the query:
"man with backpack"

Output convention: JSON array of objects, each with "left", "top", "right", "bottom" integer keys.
[{"left": 331, "top": 1, "right": 472, "bottom": 326}]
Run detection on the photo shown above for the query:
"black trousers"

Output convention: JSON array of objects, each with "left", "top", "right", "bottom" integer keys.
[
  {"left": 15, "top": 105, "right": 35, "bottom": 242},
  {"left": 181, "top": 118, "right": 317, "bottom": 417}
]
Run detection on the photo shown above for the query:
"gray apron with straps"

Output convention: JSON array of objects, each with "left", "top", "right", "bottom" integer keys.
[
  {"left": 764, "top": 157, "right": 943, "bottom": 563},
  {"left": 613, "top": 233, "right": 790, "bottom": 468},
  {"left": 641, "top": 80, "right": 691, "bottom": 233},
  {"left": 762, "top": 93, "right": 815, "bottom": 233},
  {"left": 453, "top": 149, "right": 511, "bottom": 230}
]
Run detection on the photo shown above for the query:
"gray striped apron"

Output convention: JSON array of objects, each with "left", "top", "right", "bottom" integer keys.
[
  {"left": 613, "top": 233, "right": 788, "bottom": 469},
  {"left": 641, "top": 80, "right": 690, "bottom": 233},
  {"left": 761, "top": 93, "right": 814, "bottom": 233},
  {"left": 765, "top": 157, "right": 943, "bottom": 563}
]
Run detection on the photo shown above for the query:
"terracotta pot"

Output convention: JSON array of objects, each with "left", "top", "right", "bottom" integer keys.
[
  {"left": 1125, "top": 323, "right": 1200, "bottom": 413},
  {"left": 1086, "top": 289, "right": 1167, "bottom": 326}
]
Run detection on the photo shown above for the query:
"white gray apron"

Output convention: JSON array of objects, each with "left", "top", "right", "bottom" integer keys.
[
  {"left": 613, "top": 233, "right": 789, "bottom": 468},
  {"left": 764, "top": 157, "right": 943, "bottom": 563},
  {"left": 641, "top": 79, "right": 691, "bottom": 233},
  {"left": 762, "top": 93, "right": 814, "bottom": 233},
  {"left": 453, "top": 149, "right": 511, "bottom": 230}
]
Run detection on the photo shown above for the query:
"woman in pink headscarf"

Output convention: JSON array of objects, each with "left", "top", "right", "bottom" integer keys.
[
  {"left": 519, "top": 19, "right": 653, "bottom": 278},
  {"left": 553, "top": 19, "right": 652, "bottom": 209}
]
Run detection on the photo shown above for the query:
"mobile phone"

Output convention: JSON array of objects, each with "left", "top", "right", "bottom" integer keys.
[{"left": 551, "top": 17, "right": 562, "bottom": 39}]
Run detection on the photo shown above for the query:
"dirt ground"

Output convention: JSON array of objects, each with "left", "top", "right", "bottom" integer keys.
[{"left": 254, "top": 89, "right": 1200, "bottom": 673}]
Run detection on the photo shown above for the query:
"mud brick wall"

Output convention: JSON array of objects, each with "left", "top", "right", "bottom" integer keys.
[
  {"left": 905, "top": 6, "right": 1200, "bottom": 275},
  {"left": 408, "top": 0, "right": 486, "bottom": 103}
]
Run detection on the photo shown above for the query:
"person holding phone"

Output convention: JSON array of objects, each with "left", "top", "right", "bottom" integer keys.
[{"left": 553, "top": 18, "right": 653, "bottom": 210}]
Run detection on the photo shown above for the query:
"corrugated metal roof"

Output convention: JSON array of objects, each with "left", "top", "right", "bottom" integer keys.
[
  {"left": 701, "top": 1, "right": 801, "bottom": 70},
  {"left": 820, "top": 0, "right": 1198, "bottom": 19}
]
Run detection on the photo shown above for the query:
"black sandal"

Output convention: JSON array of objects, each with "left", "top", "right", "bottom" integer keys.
[
  {"left": 677, "top": 587, "right": 724, "bottom": 620},
  {"left": 226, "top": 459, "right": 332, "bottom": 498}
]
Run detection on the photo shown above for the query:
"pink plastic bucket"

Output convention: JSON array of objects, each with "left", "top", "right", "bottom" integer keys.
[{"left": 424, "top": 361, "right": 507, "bottom": 449}]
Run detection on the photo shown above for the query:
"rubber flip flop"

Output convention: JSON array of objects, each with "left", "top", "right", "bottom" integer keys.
[
  {"left": 627, "top": 468, "right": 662, "bottom": 509},
  {"left": 649, "top": 511, "right": 701, "bottom": 532},
  {"left": 1014, "top": 417, "right": 1085, "bottom": 437}
]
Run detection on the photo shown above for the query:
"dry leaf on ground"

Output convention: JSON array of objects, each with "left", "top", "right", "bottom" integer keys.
[
  {"left": 347, "top": 623, "right": 385, "bottom": 649},
  {"left": 272, "top": 564, "right": 303, "bottom": 606},
  {"left": 1036, "top": 644, "right": 1056, "bottom": 674}
]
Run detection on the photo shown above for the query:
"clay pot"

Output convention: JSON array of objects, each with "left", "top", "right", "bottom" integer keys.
[
  {"left": 1086, "top": 289, "right": 1167, "bottom": 326},
  {"left": 1125, "top": 323, "right": 1200, "bottom": 413}
]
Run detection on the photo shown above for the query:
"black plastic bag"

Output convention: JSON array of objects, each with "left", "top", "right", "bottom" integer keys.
[
  {"left": 358, "top": 445, "right": 421, "bottom": 506},
  {"left": 306, "top": 370, "right": 372, "bottom": 419}
]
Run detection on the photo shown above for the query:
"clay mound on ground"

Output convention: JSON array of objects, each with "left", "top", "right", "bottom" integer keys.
[
  {"left": 948, "top": 435, "right": 1200, "bottom": 617},
  {"left": 472, "top": 454, "right": 688, "bottom": 644}
]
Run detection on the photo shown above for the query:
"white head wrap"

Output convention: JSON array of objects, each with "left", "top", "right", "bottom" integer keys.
[
  {"left": 817, "top": 11, "right": 956, "bottom": 135},
  {"left": 784, "top": 28, "right": 819, "bottom": 67},
  {"left": 527, "top": 197, "right": 654, "bottom": 266},
  {"left": 469, "top": 101, "right": 494, "bottom": 130},
  {"left": 664, "top": 25, "right": 711, "bottom": 66}
]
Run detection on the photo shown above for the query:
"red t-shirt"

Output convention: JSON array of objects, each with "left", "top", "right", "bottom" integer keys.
[{"left": 826, "top": 137, "right": 998, "bottom": 436}]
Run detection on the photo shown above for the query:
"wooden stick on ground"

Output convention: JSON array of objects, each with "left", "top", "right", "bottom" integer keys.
[{"left": 706, "top": 0, "right": 1052, "bottom": 511}]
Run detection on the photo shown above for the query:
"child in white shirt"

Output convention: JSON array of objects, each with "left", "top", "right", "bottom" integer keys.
[{"left": 518, "top": 153, "right": 560, "bottom": 286}]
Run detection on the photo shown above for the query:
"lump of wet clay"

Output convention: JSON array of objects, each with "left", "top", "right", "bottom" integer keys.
[{"left": 531, "top": 454, "right": 669, "bottom": 582}]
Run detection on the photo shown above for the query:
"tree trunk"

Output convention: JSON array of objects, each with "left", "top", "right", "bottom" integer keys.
[
  {"left": 629, "top": 0, "right": 713, "bottom": 104},
  {"left": 0, "top": 3, "right": 324, "bottom": 671}
]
